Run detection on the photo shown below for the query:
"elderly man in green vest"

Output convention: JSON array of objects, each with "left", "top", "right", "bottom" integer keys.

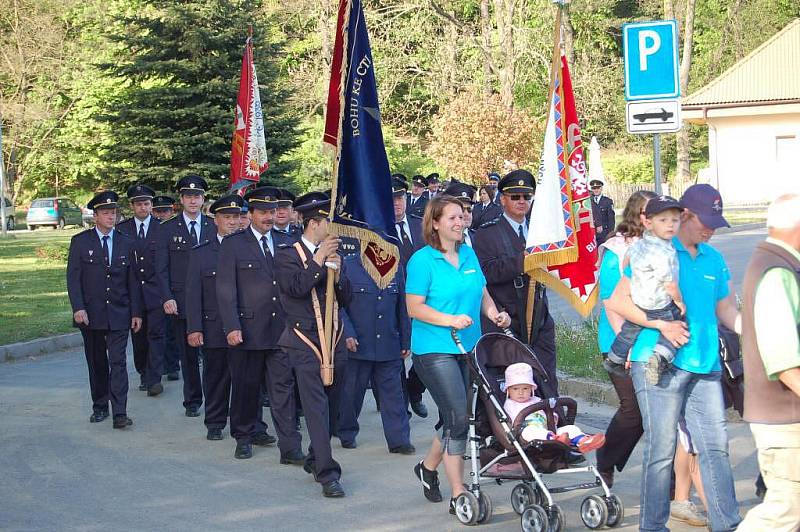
[{"left": 738, "top": 193, "right": 800, "bottom": 532}]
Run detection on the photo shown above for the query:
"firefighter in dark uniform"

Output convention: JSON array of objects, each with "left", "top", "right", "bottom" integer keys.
[
  {"left": 185, "top": 195, "right": 241, "bottom": 441},
  {"left": 160, "top": 175, "right": 213, "bottom": 416},
  {"left": 67, "top": 191, "right": 142, "bottom": 428},
  {"left": 473, "top": 170, "right": 559, "bottom": 392},
  {"left": 339, "top": 254, "right": 415, "bottom": 454},
  {"left": 590, "top": 178, "right": 615, "bottom": 245},
  {"left": 425, "top": 172, "right": 440, "bottom": 198},
  {"left": 216, "top": 186, "right": 295, "bottom": 460},
  {"left": 151, "top": 195, "right": 176, "bottom": 223},
  {"left": 442, "top": 179, "right": 478, "bottom": 248},
  {"left": 487, "top": 171, "right": 502, "bottom": 204},
  {"left": 151, "top": 195, "right": 180, "bottom": 381},
  {"left": 116, "top": 184, "right": 167, "bottom": 396},
  {"left": 274, "top": 189, "right": 302, "bottom": 239},
  {"left": 406, "top": 174, "right": 428, "bottom": 218},
  {"left": 392, "top": 176, "right": 428, "bottom": 418},
  {"left": 274, "top": 191, "right": 351, "bottom": 498}
]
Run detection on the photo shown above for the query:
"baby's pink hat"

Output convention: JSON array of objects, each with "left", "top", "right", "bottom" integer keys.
[{"left": 505, "top": 362, "right": 537, "bottom": 391}]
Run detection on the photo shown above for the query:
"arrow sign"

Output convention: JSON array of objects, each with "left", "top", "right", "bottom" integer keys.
[{"left": 626, "top": 99, "right": 682, "bottom": 134}]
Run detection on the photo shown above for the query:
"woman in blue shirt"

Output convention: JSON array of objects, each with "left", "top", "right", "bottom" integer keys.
[
  {"left": 595, "top": 190, "right": 655, "bottom": 488},
  {"left": 406, "top": 196, "right": 510, "bottom": 517}
]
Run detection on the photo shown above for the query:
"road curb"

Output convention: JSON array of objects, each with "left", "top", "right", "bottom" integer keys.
[
  {"left": 716, "top": 222, "right": 765, "bottom": 234},
  {"left": 1, "top": 332, "right": 82, "bottom": 363}
]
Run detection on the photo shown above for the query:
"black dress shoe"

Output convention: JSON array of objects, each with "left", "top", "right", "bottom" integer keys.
[
  {"left": 138, "top": 383, "right": 147, "bottom": 391},
  {"left": 207, "top": 428, "right": 223, "bottom": 441},
  {"left": 303, "top": 462, "right": 315, "bottom": 475},
  {"left": 410, "top": 401, "right": 428, "bottom": 418},
  {"left": 185, "top": 406, "right": 200, "bottom": 417},
  {"left": 234, "top": 442, "right": 253, "bottom": 459},
  {"left": 89, "top": 411, "right": 109, "bottom": 423},
  {"left": 113, "top": 415, "right": 133, "bottom": 429},
  {"left": 261, "top": 394, "right": 270, "bottom": 408},
  {"left": 147, "top": 383, "right": 163, "bottom": 397},
  {"left": 322, "top": 480, "right": 345, "bottom": 498},
  {"left": 166, "top": 372, "right": 180, "bottom": 381},
  {"left": 389, "top": 444, "right": 416, "bottom": 455},
  {"left": 280, "top": 449, "right": 307, "bottom": 465},
  {"left": 252, "top": 432, "right": 277, "bottom": 446},
  {"left": 341, "top": 439, "right": 357, "bottom": 449}
]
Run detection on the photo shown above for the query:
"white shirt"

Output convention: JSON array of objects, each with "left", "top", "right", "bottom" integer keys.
[
  {"left": 503, "top": 213, "right": 528, "bottom": 241},
  {"left": 134, "top": 215, "right": 151, "bottom": 238},
  {"left": 183, "top": 212, "right": 201, "bottom": 241},
  {"left": 463, "top": 230, "right": 473, "bottom": 248},
  {"left": 251, "top": 226, "right": 273, "bottom": 256},
  {"left": 95, "top": 227, "right": 114, "bottom": 262},
  {"left": 301, "top": 236, "right": 317, "bottom": 255},
  {"left": 217, "top": 234, "right": 224, "bottom": 244},
  {"left": 395, "top": 215, "right": 413, "bottom": 244}
]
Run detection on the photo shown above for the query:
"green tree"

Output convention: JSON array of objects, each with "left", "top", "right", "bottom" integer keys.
[{"left": 96, "top": 0, "right": 300, "bottom": 195}]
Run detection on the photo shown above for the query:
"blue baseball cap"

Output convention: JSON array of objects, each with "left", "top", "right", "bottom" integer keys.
[{"left": 679, "top": 184, "right": 730, "bottom": 229}]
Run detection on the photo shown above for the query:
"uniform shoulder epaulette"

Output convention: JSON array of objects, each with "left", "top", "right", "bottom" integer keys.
[
  {"left": 408, "top": 213, "right": 423, "bottom": 220},
  {"left": 192, "top": 240, "right": 210, "bottom": 250},
  {"left": 160, "top": 214, "right": 178, "bottom": 224},
  {"left": 478, "top": 218, "right": 500, "bottom": 229},
  {"left": 276, "top": 242, "right": 292, "bottom": 249}
]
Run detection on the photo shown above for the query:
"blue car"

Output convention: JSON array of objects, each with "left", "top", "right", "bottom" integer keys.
[{"left": 26, "top": 197, "right": 86, "bottom": 230}]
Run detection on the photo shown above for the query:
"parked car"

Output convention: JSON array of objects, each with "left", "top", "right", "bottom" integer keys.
[
  {"left": 26, "top": 197, "right": 85, "bottom": 230},
  {"left": 2, "top": 197, "right": 15, "bottom": 230},
  {"left": 81, "top": 206, "right": 94, "bottom": 227}
]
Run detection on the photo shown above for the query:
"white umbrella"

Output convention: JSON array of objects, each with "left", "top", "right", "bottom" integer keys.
[{"left": 588, "top": 136, "right": 606, "bottom": 185}]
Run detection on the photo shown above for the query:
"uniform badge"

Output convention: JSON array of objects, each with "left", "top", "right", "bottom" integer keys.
[{"left": 89, "top": 250, "right": 94, "bottom": 256}]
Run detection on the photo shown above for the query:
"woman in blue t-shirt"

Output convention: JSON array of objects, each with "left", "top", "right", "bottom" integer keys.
[{"left": 406, "top": 195, "right": 510, "bottom": 517}]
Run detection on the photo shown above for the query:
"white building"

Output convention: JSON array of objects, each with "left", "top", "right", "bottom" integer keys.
[{"left": 682, "top": 19, "right": 800, "bottom": 204}]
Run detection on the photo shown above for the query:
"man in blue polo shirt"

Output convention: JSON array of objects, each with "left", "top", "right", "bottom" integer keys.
[{"left": 608, "top": 184, "right": 742, "bottom": 532}]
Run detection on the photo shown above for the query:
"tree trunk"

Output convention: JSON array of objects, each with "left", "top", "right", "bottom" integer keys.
[
  {"left": 561, "top": 2, "right": 575, "bottom": 66},
  {"left": 480, "top": 0, "right": 493, "bottom": 95},
  {"left": 676, "top": 0, "right": 696, "bottom": 185},
  {"left": 664, "top": 0, "right": 674, "bottom": 20},
  {"left": 319, "top": 0, "right": 334, "bottom": 118},
  {"left": 493, "top": 0, "right": 515, "bottom": 109}
]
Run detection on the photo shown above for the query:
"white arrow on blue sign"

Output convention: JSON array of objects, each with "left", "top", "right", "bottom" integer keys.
[{"left": 623, "top": 20, "right": 680, "bottom": 101}]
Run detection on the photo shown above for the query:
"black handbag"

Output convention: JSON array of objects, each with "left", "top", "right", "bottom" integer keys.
[{"left": 718, "top": 324, "right": 743, "bottom": 382}]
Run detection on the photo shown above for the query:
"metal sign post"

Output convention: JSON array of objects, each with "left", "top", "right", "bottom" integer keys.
[
  {"left": 0, "top": 121, "right": 7, "bottom": 237},
  {"left": 653, "top": 133, "right": 662, "bottom": 195}
]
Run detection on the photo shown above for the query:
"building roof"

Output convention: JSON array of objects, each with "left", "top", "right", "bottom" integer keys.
[{"left": 683, "top": 19, "right": 800, "bottom": 108}]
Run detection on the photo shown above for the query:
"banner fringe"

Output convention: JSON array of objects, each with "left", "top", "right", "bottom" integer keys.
[
  {"left": 531, "top": 268, "right": 598, "bottom": 318},
  {"left": 524, "top": 246, "right": 577, "bottom": 270},
  {"left": 330, "top": 221, "right": 399, "bottom": 289}
]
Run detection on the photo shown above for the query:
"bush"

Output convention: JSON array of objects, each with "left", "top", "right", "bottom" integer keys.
[
  {"left": 602, "top": 151, "right": 654, "bottom": 184},
  {"left": 36, "top": 243, "right": 69, "bottom": 262}
]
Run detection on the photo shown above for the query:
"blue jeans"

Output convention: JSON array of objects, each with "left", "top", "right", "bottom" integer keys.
[
  {"left": 632, "top": 362, "right": 741, "bottom": 531},
  {"left": 413, "top": 353, "right": 470, "bottom": 455}
]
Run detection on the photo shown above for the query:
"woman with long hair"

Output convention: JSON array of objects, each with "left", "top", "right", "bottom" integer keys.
[{"left": 406, "top": 196, "right": 510, "bottom": 518}]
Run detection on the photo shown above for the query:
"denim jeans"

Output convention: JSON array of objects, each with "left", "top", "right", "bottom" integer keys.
[
  {"left": 632, "top": 362, "right": 741, "bottom": 531},
  {"left": 412, "top": 353, "right": 470, "bottom": 455},
  {"left": 608, "top": 302, "right": 683, "bottom": 365}
]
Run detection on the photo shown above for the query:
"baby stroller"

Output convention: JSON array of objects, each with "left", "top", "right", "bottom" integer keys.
[{"left": 450, "top": 330, "right": 623, "bottom": 531}]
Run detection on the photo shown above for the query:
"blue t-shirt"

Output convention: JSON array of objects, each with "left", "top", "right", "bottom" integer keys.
[
  {"left": 629, "top": 237, "right": 730, "bottom": 373},
  {"left": 406, "top": 245, "right": 486, "bottom": 354},
  {"left": 597, "top": 249, "right": 622, "bottom": 353}
]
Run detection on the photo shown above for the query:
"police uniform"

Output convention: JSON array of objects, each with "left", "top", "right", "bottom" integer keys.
[
  {"left": 338, "top": 255, "right": 414, "bottom": 452},
  {"left": 185, "top": 195, "right": 245, "bottom": 441},
  {"left": 116, "top": 184, "right": 167, "bottom": 395},
  {"left": 274, "top": 192, "right": 351, "bottom": 498},
  {"left": 472, "top": 199, "right": 503, "bottom": 229},
  {"left": 473, "top": 170, "right": 559, "bottom": 393},
  {"left": 66, "top": 191, "right": 142, "bottom": 427},
  {"left": 159, "top": 175, "right": 212, "bottom": 415},
  {"left": 406, "top": 174, "right": 429, "bottom": 219},
  {"left": 215, "top": 187, "right": 296, "bottom": 459},
  {"left": 589, "top": 179, "right": 615, "bottom": 245}
]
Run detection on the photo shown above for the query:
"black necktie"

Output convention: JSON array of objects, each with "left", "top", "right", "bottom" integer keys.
[
  {"left": 260, "top": 235, "right": 270, "bottom": 257},
  {"left": 137, "top": 223, "right": 145, "bottom": 239},
  {"left": 102, "top": 235, "right": 110, "bottom": 266},
  {"left": 517, "top": 224, "right": 525, "bottom": 243},
  {"left": 397, "top": 221, "right": 413, "bottom": 263},
  {"left": 189, "top": 220, "right": 198, "bottom": 246}
]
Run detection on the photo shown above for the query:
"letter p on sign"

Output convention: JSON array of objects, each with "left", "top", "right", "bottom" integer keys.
[{"left": 623, "top": 20, "right": 680, "bottom": 101}]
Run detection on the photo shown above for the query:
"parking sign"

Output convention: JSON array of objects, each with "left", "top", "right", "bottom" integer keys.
[{"left": 623, "top": 20, "right": 680, "bottom": 101}]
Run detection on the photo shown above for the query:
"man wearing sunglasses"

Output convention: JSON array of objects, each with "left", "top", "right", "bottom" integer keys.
[
  {"left": 473, "top": 170, "right": 558, "bottom": 392},
  {"left": 590, "top": 178, "right": 615, "bottom": 245}
]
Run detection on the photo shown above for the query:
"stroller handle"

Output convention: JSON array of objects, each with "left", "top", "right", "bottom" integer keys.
[{"left": 450, "top": 328, "right": 468, "bottom": 354}]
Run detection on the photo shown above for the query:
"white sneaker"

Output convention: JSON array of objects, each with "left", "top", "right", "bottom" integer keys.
[{"left": 670, "top": 500, "right": 707, "bottom": 527}]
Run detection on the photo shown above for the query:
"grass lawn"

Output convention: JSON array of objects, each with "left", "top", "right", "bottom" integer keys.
[
  {"left": 0, "top": 229, "right": 82, "bottom": 345},
  {"left": 555, "top": 319, "right": 607, "bottom": 382}
]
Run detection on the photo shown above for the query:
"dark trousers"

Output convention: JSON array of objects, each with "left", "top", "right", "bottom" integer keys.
[
  {"left": 80, "top": 328, "right": 129, "bottom": 417},
  {"left": 285, "top": 344, "right": 346, "bottom": 484},
  {"left": 163, "top": 315, "right": 180, "bottom": 374},
  {"left": 228, "top": 348, "right": 266, "bottom": 443},
  {"left": 172, "top": 318, "right": 202, "bottom": 408},
  {"left": 339, "top": 358, "right": 410, "bottom": 449},
  {"left": 609, "top": 302, "right": 682, "bottom": 364},
  {"left": 261, "top": 349, "right": 301, "bottom": 454},
  {"left": 202, "top": 347, "right": 231, "bottom": 430},
  {"left": 131, "top": 307, "right": 165, "bottom": 387},
  {"left": 402, "top": 361, "right": 427, "bottom": 408},
  {"left": 531, "top": 316, "right": 559, "bottom": 395},
  {"left": 596, "top": 368, "right": 644, "bottom": 474}
]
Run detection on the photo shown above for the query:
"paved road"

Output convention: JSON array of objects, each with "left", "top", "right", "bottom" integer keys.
[
  {"left": 1, "top": 347, "right": 761, "bottom": 531},
  {"left": 548, "top": 227, "right": 767, "bottom": 324}
]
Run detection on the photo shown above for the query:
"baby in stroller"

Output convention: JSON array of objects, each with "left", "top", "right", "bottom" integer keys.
[{"left": 503, "top": 362, "right": 605, "bottom": 453}]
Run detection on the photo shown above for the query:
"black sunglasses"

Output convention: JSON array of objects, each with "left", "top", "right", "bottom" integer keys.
[{"left": 508, "top": 194, "right": 533, "bottom": 201}]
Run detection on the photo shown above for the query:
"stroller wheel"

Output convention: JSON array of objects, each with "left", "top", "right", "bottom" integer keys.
[
  {"left": 520, "top": 504, "right": 549, "bottom": 532},
  {"left": 604, "top": 494, "right": 624, "bottom": 527},
  {"left": 545, "top": 503, "right": 565, "bottom": 532},
  {"left": 454, "top": 491, "right": 480, "bottom": 526},
  {"left": 510, "top": 483, "right": 538, "bottom": 515},
  {"left": 579, "top": 495, "right": 609, "bottom": 529},
  {"left": 477, "top": 491, "right": 493, "bottom": 524}
]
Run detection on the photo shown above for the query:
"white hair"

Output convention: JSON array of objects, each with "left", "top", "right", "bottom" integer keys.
[{"left": 767, "top": 194, "right": 800, "bottom": 229}]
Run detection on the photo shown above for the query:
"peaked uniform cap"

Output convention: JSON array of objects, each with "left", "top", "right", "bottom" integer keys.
[
  {"left": 88, "top": 190, "right": 119, "bottom": 211},
  {"left": 126, "top": 184, "right": 156, "bottom": 201},
  {"left": 244, "top": 186, "right": 280, "bottom": 210},
  {"left": 210, "top": 194, "right": 245, "bottom": 215},
  {"left": 176, "top": 175, "right": 208, "bottom": 195}
]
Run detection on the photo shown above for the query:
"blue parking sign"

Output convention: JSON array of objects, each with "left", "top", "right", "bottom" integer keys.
[{"left": 623, "top": 20, "right": 680, "bottom": 101}]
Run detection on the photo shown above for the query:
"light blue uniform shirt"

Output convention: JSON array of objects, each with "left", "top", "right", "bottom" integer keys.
[
  {"left": 406, "top": 245, "right": 486, "bottom": 355},
  {"left": 629, "top": 237, "right": 730, "bottom": 374}
]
